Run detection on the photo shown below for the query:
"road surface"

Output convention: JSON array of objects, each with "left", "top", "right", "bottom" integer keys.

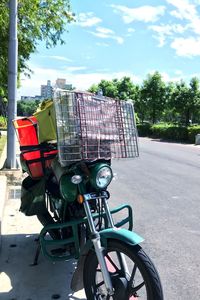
[
  {"left": 110, "top": 138, "right": 200, "bottom": 300},
  {"left": 0, "top": 137, "right": 200, "bottom": 299}
]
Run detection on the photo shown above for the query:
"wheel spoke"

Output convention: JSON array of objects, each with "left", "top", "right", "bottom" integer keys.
[
  {"left": 105, "top": 253, "right": 120, "bottom": 272},
  {"left": 116, "top": 252, "right": 130, "bottom": 277},
  {"left": 96, "top": 280, "right": 105, "bottom": 288},
  {"left": 97, "top": 268, "right": 102, "bottom": 272},
  {"left": 129, "top": 263, "right": 137, "bottom": 283},
  {"left": 84, "top": 241, "right": 163, "bottom": 300},
  {"left": 131, "top": 281, "right": 145, "bottom": 293}
]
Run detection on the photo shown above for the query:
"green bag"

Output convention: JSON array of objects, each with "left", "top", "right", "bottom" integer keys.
[
  {"left": 33, "top": 99, "right": 57, "bottom": 143},
  {"left": 20, "top": 176, "right": 47, "bottom": 216}
]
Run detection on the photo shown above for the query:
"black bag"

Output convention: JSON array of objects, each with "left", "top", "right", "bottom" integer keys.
[{"left": 20, "top": 176, "right": 46, "bottom": 216}]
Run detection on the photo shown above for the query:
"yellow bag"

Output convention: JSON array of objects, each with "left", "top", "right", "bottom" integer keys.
[{"left": 33, "top": 99, "right": 57, "bottom": 143}]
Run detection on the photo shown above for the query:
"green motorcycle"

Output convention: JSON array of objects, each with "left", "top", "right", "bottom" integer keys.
[{"left": 15, "top": 91, "right": 164, "bottom": 299}]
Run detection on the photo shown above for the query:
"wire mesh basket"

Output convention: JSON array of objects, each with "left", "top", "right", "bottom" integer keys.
[{"left": 53, "top": 90, "right": 139, "bottom": 166}]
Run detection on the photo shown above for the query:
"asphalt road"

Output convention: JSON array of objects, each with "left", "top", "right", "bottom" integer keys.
[
  {"left": 110, "top": 137, "right": 200, "bottom": 300},
  {"left": 1, "top": 137, "right": 199, "bottom": 300}
]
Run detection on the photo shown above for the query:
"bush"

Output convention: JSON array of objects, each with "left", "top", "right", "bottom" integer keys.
[
  {"left": 187, "top": 126, "right": 200, "bottom": 143},
  {"left": 0, "top": 116, "right": 7, "bottom": 129},
  {"left": 0, "top": 135, "right": 7, "bottom": 156},
  {"left": 136, "top": 122, "right": 200, "bottom": 143},
  {"left": 137, "top": 123, "right": 152, "bottom": 137},
  {"left": 151, "top": 124, "right": 188, "bottom": 142}
]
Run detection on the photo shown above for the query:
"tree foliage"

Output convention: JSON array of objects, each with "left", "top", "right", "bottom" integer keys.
[
  {"left": 169, "top": 78, "right": 200, "bottom": 126},
  {"left": 0, "top": 0, "right": 73, "bottom": 97},
  {"left": 89, "top": 77, "right": 140, "bottom": 101},
  {"left": 88, "top": 72, "right": 200, "bottom": 126},
  {"left": 17, "top": 100, "right": 40, "bottom": 116},
  {"left": 140, "top": 72, "right": 166, "bottom": 124}
]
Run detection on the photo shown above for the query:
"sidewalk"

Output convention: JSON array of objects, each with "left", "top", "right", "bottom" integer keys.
[{"left": 0, "top": 140, "right": 86, "bottom": 299}]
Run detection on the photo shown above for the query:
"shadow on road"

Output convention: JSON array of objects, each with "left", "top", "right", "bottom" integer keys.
[{"left": 0, "top": 233, "right": 85, "bottom": 300}]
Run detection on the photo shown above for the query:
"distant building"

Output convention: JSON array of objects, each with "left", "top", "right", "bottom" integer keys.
[
  {"left": 41, "top": 80, "right": 53, "bottom": 99},
  {"left": 55, "top": 78, "right": 73, "bottom": 90},
  {"left": 55, "top": 78, "right": 66, "bottom": 89},
  {"left": 20, "top": 95, "right": 44, "bottom": 101},
  {"left": 21, "top": 96, "right": 36, "bottom": 101},
  {"left": 20, "top": 78, "right": 73, "bottom": 102},
  {"left": 65, "top": 83, "right": 73, "bottom": 90}
]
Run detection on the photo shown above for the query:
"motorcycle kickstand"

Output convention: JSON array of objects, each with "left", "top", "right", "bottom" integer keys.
[{"left": 30, "top": 237, "right": 41, "bottom": 266}]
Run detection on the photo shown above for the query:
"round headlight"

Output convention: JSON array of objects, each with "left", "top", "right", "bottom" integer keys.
[
  {"left": 71, "top": 175, "right": 82, "bottom": 184},
  {"left": 96, "top": 166, "right": 113, "bottom": 189}
]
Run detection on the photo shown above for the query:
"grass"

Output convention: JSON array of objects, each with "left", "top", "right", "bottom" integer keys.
[{"left": 0, "top": 135, "right": 7, "bottom": 156}]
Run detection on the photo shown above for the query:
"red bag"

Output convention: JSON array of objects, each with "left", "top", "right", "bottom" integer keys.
[{"left": 13, "top": 117, "right": 58, "bottom": 179}]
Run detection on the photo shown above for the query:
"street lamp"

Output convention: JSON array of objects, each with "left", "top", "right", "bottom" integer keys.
[{"left": 6, "top": 0, "right": 18, "bottom": 169}]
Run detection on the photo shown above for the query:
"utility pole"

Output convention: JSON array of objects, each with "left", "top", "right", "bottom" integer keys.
[{"left": 6, "top": 0, "right": 18, "bottom": 169}]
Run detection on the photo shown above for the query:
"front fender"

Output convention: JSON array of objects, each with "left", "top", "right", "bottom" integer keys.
[
  {"left": 80, "top": 228, "right": 144, "bottom": 256},
  {"left": 71, "top": 228, "right": 144, "bottom": 292},
  {"left": 100, "top": 227, "right": 144, "bottom": 246}
]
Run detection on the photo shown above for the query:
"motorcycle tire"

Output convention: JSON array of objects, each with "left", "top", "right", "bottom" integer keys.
[{"left": 83, "top": 240, "right": 163, "bottom": 300}]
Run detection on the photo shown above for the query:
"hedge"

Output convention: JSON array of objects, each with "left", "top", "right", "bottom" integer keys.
[
  {"left": 0, "top": 116, "right": 7, "bottom": 128},
  {"left": 151, "top": 124, "right": 188, "bottom": 142},
  {"left": 188, "top": 126, "right": 200, "bottom": 143},
  {"left": 137, "top": 123, "right": 200, "bottom": 143},
  {"left": 136, "top": 123, "right": 152, "bottom": 137}
]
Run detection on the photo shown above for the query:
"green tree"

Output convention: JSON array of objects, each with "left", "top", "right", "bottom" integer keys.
[
  {"left": 88, "top": 77, "right": 139, "bottom": 101},
  {"left": 140, "top": 72, "right": 166, "bottom": 124},
  {"left": 169, "top": 78, "right": 200, "bottom": 126},
  {"left": 0, "top": 0, "right": 73, "bottom": 97},
  {"left": 116, "top": 77, "right": 136, "bottom": 100},
  {"left": 17, "top": 100, "right": 39, "bottom": 116},
  {"left": 90, "top": 79, "right": 118, "bottom": 98},
  {"left": 162, "top": 82, "right": 177, "bottom": 123},
  {"left": 134, "top": 88, "right": 148, "bottom": 123},
  {"left": 188, "top": 77, "right": 200, "bottom": 124}
]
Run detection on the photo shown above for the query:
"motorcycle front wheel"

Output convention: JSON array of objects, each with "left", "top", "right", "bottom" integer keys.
[{"left": 83, "top": 240, "right": 163, "bottom": 300}]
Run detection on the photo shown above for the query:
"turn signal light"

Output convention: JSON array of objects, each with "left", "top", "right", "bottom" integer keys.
[{"left": 77, "top": 194, "right": 84, "bottom": 204}]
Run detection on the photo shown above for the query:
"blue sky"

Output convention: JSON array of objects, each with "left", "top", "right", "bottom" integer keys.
[{"left": 19, "top": 0, "right": 200, "bottom": 97}]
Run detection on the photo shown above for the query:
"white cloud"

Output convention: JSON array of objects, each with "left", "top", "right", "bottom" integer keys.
[
  {"left": 167, "top": 0, "right": 200, "bottom": 35},
  {"left": 146, "top": 1, "right": 200, "bottom": 52},
  {"left": 127, "top": 28, "right": 135, "bottom": 33},
  {"left": 159, "top": 71, "right": 184, "bottom": 82},
  {"left": 40, "top": 55, "right": 73, "bottom": 62},
  {"left": 174, "top": 70, "right": 183, "bottom": 75},
  {"left": 149, "top": 23, "right": 188, "bottom": 46},
  {"left": 96, "top": 42, "right": 109, "bottom": 47},
  {"left": 167, "top": 0, "right": 196, "bottom": 20},
  {"left": 18, "top": 64, "right": 141, "bottom": 97},
  {"left": 65, "top": 66, "right": 87, "bottom": 72},
  {"left": 171, "top": 37, "right": 200, "bottom": 57},
  {"left": 111, "top": 4, "right": 166, "bottom": 23},
  {"left": 126, "top": 27, "right": 135, "bottom": 37},
  {"left": 96, "top": 27, "right": 114, "bottom": 35},
  {"left": 89, "top": 27, "right": 124, "bottom": 44},
  {"left": 76, "top": 12, "right": 102, "bottom": 27},
  {"left": 147, "top": 69, "right": 186, "bottom": 83}
]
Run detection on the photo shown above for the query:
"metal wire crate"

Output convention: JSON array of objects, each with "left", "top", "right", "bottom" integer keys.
[{"left": 53, "top": 90, "right": 139, "bottom": 166}]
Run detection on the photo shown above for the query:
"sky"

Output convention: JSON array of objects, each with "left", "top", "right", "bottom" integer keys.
[{"left": 19, "top": 0, "right": 200, "bottom": 98}]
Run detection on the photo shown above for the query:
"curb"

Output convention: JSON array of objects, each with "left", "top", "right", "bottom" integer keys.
[
  {"left": 0, "top": 175, "right": 7, "bottom": 250},
  {"left": 0, "top": 139, "right": 7, "bottom": 250},
  {"left": 0, "top": 140, "right": 7, "bottom": 170}
]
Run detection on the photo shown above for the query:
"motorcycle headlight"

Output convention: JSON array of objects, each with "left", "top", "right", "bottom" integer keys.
[
  {"left": 90, "top": 163, "right": 113, "bottom": 190},
  {"left": 96, "top": 166, "right": 113, "bottom": 189}
]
